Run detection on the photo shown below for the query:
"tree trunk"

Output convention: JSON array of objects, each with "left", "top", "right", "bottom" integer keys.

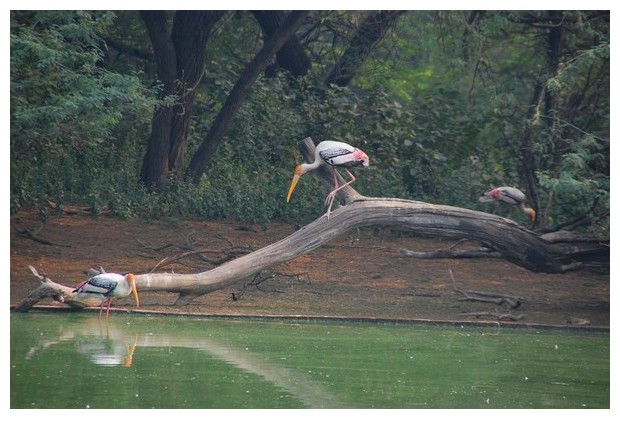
[
  {"left": 186, "top": 11, "right": 309, "bottom": 183},
  {"left": 18, "top": 138, "right": 609, "bottom": 310},
  {"left": 139, "top": 11, "right": 177, "bottom": 187},
  {"left": 326, "top": 11, "right": 405, "bottom": 87},
  {"left": 139, "top": 11, "right": 224, "bottom": 187},
  {"left": 519, "top": 11, "right": 566, "bottom": 231},
  {"left": 134, "top": 197, "right": 607, "bottom": 302},
  {"left": 520, "top": 80, "right": 544, "bottom": 228},
  {"left": 252, "top": 11, "right": 311, "bottom": 77},
  {"left": 168, "top": 11, "right": 225, "bottom": 176}
]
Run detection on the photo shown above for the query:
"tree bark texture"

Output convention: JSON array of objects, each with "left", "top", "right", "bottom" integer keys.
[
  {"left": 326, "top": 11, "right": 404, "bottom": 87},
  {"left": 252, "top": 11, "right": 311, "bottom": 77},
  {"left": 519, "top": 11, "right": 566, "bottom": 231},
  {"left": 168, "top": 11, "right": 225, "bottom": 174},
  {"left": 139, "top": 11, "right": 225, "bottom": 187},
  {"left": 133, "top": 198, "right": 606, "bottom": 300},
  {"left": 19, "top": 198, "right": 608, "bottom": 310},
  {"left": 139, "top": 11, "right": 177, "bottom": 187}
]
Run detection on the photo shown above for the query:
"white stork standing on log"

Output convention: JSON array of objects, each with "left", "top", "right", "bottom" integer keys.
[
  {"left": 286, "top": 140, "right": 370, "bottom": 219},
  {"left": 479, "top": 186, "right": 536, "bottom": 222},
  {"left": 74, "top": 273, "right": 140, "bottom": 319}
]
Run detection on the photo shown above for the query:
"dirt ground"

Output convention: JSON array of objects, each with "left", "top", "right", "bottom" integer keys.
[{"left": 10, "top": 209, "right": 610, "bottom": 328}]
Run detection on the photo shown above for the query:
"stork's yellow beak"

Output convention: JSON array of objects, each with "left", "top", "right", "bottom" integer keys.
[
  {"left": 530, "top": 209, "right": 536, "bottom": 223},
  {"left": 286, "top": 166, "right": 303, "bottom": 203},
  {"left": 124, "top": 336, "right": 138, "bottom": 368},
  {"left": 127, "top": 273, "right": 140, "bottom": 307}
]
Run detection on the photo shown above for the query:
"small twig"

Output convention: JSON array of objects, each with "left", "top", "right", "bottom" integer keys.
[
  {"left": 213, "top": 233, "right": 235, "bottom": 248},
  {"left": 148, "top": 246, "right": 253, "bottom": 273},
  {"left": 186, "top": 230, "right": 197, "bottom": 248},
  {"left": 458, "top": 295, "right": 520, "bottom": 308},
  {"left": 47, "top": 200, "right": 110, "bottom": 215},
  {"left": 450, "top": 268, "right": 522, "bottom": 309},
  {"left": 401, "top": 242, "right": 501, "bottom": 259},
  {"left": 252, "top": 273, "right": 285, "bottom": 292},
  {"left": 459, "top": 311, "right": 524, "bottom": 321},
  {"left": 455, "top": 290, "right": 522, "bottom": 309},
  {"left": 400, "top": 291, "right": 442, "bottom": 297},
  {"left": 447, "top": 238, "right": 472, "bottom": 250},
  {"left": 231, "top": 272, "right": 260, "bottom": 301},
  {"left": 15, "top": 225, "right": 70, "bottom": 247},
  {"left": 148, "top": 250, "right": 217, "bottom": 273},
  {"left": 84, "top": 266, "right": 106, "bottom": 277},
  {"left": 232, "top": 270, "right": 304, "bottom": 301},
  {"left": 136, "top": 237, "right": 174, "bottom": 252}
]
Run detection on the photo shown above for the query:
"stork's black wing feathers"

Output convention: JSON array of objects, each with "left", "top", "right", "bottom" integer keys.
[
  {"left": 74, "top": 277, "right": 118, "bottom": 295},
  {"left": 338, "top": 159, "right": 366, "bottom": 168},
  {"left": 319, "top": 147, "right": 353, "bottom": 165}
]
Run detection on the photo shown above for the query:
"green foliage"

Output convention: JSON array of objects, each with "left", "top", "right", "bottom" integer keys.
[
  {"left": 10, "top": 11, "right": 157, "bottom": 213},
  {"left": 537, "top": 135, "right": 609, "bottom": 233},
  {"left": 347, "top": 10, "right": 609, "bottom": 230},
  {"left": 10, "top": 11, "right": 609, "bottom": 235}
]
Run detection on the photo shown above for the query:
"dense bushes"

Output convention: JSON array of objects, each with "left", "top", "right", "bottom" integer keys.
[{"left": 10, "top": 11, "right": 609, "bottom": 234}]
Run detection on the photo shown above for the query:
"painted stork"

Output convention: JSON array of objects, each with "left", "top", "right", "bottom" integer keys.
[
  {"left": 286, "top": 140, "right": 370, "bottom": 218},
  {"left": 74, "top": 273, "right": 140, "bottom": 319},
  {"left": 479, "top": 186, "right": 536, "bottom": 222}
]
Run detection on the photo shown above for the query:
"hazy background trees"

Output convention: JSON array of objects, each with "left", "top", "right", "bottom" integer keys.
[{"left": 10, "top": 10, "right": 609, "bottom": 234}]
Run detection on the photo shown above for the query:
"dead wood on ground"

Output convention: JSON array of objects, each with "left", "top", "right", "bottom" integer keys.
[
  {"left": 16, "top": 137, "right": 609, "bottom": 310},
  {"left": 459, "top": 311, "right": 524, "bottom": 321}
]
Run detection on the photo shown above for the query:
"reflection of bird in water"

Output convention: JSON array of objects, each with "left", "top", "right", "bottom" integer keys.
[
  {"left": 286, "top": 140, "right": 370, "bottom": 219},
  {"left": 75, "top": 335, "right": 138, "bottom": 367},
  {"left": 74, "top": 273, "right": 140, "bottom": 319},
  {"left": 479, "top": 186, "right": 536, "bottom": 222},
  {"left": 25, "top": 325, "right": 138, "bottom": 367}
]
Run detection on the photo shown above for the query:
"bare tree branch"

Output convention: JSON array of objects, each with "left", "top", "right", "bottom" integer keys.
[{"left": 16, "top": 138, "right": 609, "bottom": 310}]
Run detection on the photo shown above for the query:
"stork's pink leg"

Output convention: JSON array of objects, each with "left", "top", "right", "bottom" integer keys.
[
  {"left": 324, "top": 193, "right": 336, "bottom": 219},
  {"left": 331, "top": 168, "right": 357, "bottom": 195},
  {"left": 105, "top": 299, "right": 113, "bottom": 321},
  {"left": 323, "top": 169, "right": 357, "bottom": 219}
]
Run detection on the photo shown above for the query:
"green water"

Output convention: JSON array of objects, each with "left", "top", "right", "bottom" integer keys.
[{"left": 10, "top": 312, "right": 609, "bottom": 409}]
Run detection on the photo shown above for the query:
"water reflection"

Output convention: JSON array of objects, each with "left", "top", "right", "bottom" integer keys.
[
  {"left": 24, "top": 319, "right": 137, "bottom": 367},
  {"left": 75, "top": 334, "right": 138, "bottom": 367},
  {"left": 17, "top": 315, "right": 345, "bottom": 408},
  {"left": 11, "top": 313, "right": 610, "bottom": 409}
]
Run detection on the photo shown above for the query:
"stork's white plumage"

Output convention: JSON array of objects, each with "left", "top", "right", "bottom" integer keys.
[
  {"left": 286, "top": 140, "right": 370, "bottom": 219},
  {"left": 74, "top": 273, "right": 140, "bottom": 319},
  {"left": 479, "top": 186, "right": 536, "bottom": 222}
]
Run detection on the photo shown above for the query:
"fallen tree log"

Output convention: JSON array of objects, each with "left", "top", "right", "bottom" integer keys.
[
  {"left": 135, "top": 188, "right": 607, "bottom": 302},
  {"left": 401, "top": 246, "right": 502, "bottom": 260},
  {"left": 459, "top": 311, "right": 524, "bottom": 321},
  {"left": 15, "top": 266, "right": 100, "bottom": 312},
  {"left": 16, "top": 137, "right": 609, "bottom": 309}
]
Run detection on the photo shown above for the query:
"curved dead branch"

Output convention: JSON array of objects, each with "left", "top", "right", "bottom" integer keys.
[
  {"left": 16, "top": 137, "right": 609, "bottom": 310},
  {"left": 14, "top": 266, "right": 97, "bottom": 312},
  {"left": 131, "top": 196, "right": 607, "bottom": 302}
]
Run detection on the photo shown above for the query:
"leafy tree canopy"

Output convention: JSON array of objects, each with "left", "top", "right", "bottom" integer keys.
[{"left": 10, "top": 10, "right": 609, "bottom": 234}]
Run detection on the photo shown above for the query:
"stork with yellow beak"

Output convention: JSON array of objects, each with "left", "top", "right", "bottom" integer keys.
[
  {"left": 286, "top": 140, "right": 370, "bottom": 219},
  {"left": 479, "top": 186, "right": 536, "bottom": 222},
  {"left": 74, "top": 273, "right": 140, "bottom": 319}
]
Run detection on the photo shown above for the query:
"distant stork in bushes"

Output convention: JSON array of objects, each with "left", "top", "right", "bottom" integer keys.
[{"left": 479, "top": 186, "right": 536, "bottom": 222}]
